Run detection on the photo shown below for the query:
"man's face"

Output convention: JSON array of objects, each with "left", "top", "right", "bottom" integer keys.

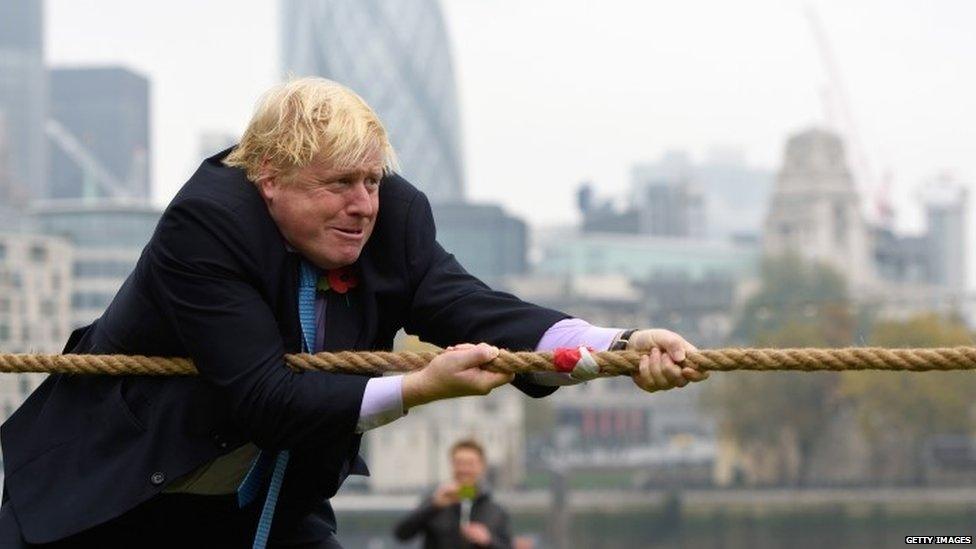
[
  {"left": 259, "top": 151, "right": 383, "bottom": 270},
  {"left": 451, "top": 448, "right": 486, "bottom": 487}
]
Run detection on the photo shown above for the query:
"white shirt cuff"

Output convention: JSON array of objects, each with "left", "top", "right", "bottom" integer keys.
[{"left": 355, "top": 375, "right": 406, "bottom": 433}]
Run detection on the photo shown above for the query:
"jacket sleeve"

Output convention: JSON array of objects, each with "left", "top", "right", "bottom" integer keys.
[
  {"left": 147, "top": 196, "right": 369, "bottom": 451},
  {"left": 392, "top": 495, "right": 440, "bottom": 541},
  {"left": 485, "top": 504, "right": 513, "bottom": 549},
  {"left": 402, "top": 192, "right": 570, "bottom": 398}
]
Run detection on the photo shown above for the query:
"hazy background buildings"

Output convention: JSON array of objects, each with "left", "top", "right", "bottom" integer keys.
[
  {"left": 1, "top": 0, "right": 975, "bottom": 547},
  {"left": 0, "top": 233, "right": 70, "bottom": 420},
  {"left": 0, "top": 0, "right": 45, "bottom": 203},
  {"left": 47, "top": 67, "right": 150, "bottom": 202}
]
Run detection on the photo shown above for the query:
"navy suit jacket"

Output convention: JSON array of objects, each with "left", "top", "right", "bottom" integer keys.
[{"left": 0, "top": 150, "right": 568, "bottom": 544}]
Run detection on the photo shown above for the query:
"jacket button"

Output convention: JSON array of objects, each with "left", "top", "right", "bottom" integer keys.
[
  {"left": 213, "top": 433, "right": 228, "bottom": 449},
  {"left": 150, "top": 472, "right": 166, "bottom": 486}
]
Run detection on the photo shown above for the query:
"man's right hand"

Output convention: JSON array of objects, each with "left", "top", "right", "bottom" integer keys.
[
  {"left": 431, "top": 482, "right": 461, "bottom": 508},
  {"left": 402, "top": 343, "right": 513, "bottom": 409}
]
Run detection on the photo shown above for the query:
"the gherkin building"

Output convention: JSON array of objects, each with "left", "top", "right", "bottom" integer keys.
[{"left": 280, "top": 0, "right": 466, "bottom": 203}]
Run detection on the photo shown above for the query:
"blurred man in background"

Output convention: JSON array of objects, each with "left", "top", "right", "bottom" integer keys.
[{"left": 394, "top": 439, "right": 512, "bottom": 548}]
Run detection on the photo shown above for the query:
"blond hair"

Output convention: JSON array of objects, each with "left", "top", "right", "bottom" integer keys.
[{"left": 224, "top": 77, "right": 397, "bottom": 182}]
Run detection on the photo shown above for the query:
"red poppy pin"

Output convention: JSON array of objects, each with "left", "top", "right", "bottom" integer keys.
[{"left": 317, "top": 266, "right": 359, "bottom": 294}]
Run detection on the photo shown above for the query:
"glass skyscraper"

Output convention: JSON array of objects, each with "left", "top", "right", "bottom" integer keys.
[
  {"left": 280, "top": 0, "right": 466, "bottom": 203},
  {"left": 47, "top": 67, "right": 151, "bottom": 202},
  {"left": 0, "top": 0, "right": 46, "bottom": 201}
]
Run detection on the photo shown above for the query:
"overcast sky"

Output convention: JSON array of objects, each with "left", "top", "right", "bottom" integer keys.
[{"left": 46, "top": 0, "right": 976, "bottom": 232}]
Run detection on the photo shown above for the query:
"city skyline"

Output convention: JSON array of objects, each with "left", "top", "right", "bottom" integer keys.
[
  {"left": 38, "top": 0, "right": 976, "bottom": 235},
  {"left": 3, "top": 4, "right": 976, "bottom": 538}
]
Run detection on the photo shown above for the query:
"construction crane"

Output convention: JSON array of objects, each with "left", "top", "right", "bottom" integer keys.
[{"left": 804, "top": 4, "right": 888, "bottom": 227}]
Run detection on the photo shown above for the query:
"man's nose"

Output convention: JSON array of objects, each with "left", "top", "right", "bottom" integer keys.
[{"left": 346, "top": 181, "right": 374, "bottom": 216}]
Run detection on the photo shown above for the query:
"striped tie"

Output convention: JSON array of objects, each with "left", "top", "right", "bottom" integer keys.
[{"left": 239, "top": 259, "right": 318, "bottom": 549}]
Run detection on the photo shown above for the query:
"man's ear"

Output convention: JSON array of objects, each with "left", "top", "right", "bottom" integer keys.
[
  {"left": 256, "top": 159, "right": 277, "bottom": 202},
  {"left": 256, "top": 175, "right": 276, "bottom": 202}
]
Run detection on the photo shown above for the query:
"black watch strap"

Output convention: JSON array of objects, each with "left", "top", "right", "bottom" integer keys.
[{"left": 609, "top": 329, "right": 637, "bottom": 351}]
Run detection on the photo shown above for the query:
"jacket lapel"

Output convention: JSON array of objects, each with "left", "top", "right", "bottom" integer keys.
[
  {"left": 280, "top": 254, "right": 303, "bottom": 353},
  {"left": 323, "top": 284, "right": 365, "bottom": 351},
  {"left": 282, "top": 256, "right": 371, "bottom": 353}
]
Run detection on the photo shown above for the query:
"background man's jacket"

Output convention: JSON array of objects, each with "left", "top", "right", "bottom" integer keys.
[
  {"left": 0, "top": 151, "right": 568, "bottom": 544},
  {"left": 393, "top": 487, "right": 513, "bottom": 549}
]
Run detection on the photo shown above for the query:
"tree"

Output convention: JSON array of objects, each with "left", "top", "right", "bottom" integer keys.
[
  {"left": 732, "top": 254, "right": 852, "bottom": 346},
  {"left": 840, "top": 313, "right": 976, "bottom": 483},
  {"left": 704, "top": 254, "right": 854, "bottom": 485}
]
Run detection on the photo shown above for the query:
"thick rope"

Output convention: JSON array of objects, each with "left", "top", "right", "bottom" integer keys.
[{"left": 2, "top": 347, "right": 976, "bottom": 376}]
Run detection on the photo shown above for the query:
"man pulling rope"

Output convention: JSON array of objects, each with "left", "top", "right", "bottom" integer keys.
[{"left": 0, "top": 78, "right": 705, "bottom": 549}]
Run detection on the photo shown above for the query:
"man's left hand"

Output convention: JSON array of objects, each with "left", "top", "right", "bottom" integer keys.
[
  {"left": 626, "top": 328, "right": 708, "bottom": 393},
  {"left": 460, "top": 522, "right": 492, "bottom": 545}
]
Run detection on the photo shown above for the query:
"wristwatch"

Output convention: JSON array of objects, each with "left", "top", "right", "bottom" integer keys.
[{"left": 609, "top": 329, "right": 637, "bottom": 351}]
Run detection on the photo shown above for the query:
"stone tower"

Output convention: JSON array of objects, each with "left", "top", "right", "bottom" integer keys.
[{"left": 763, "top": 128, "right": 873, "bottom": 288}]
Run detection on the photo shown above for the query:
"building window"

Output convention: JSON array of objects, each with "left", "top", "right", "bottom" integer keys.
[
  {"left": 73, "top": 260, "right": 134, "bottom": 279},
  {"left": 40, "top": 299, "right": 55, "bottom": 316},
  {"left": 0, "top": 324, "right": 9, "bottom": 342},
  {"left": 71, "top": 292, "right": 114, "bottom": 309},
  {"left": 0, "top": 243, "right": 6, "bottom": 261},
  {"left": 483, "top": 399, "right": 498, "bottom": 414},
  {"left": 19, "top": 376, "right": 30, "bottom": 396},
  {"left": 30, "top": 245, "right": 48, "bottom": 263},
  {"left": 833, "top": 202, "right": 848, "bottom": 246}
]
